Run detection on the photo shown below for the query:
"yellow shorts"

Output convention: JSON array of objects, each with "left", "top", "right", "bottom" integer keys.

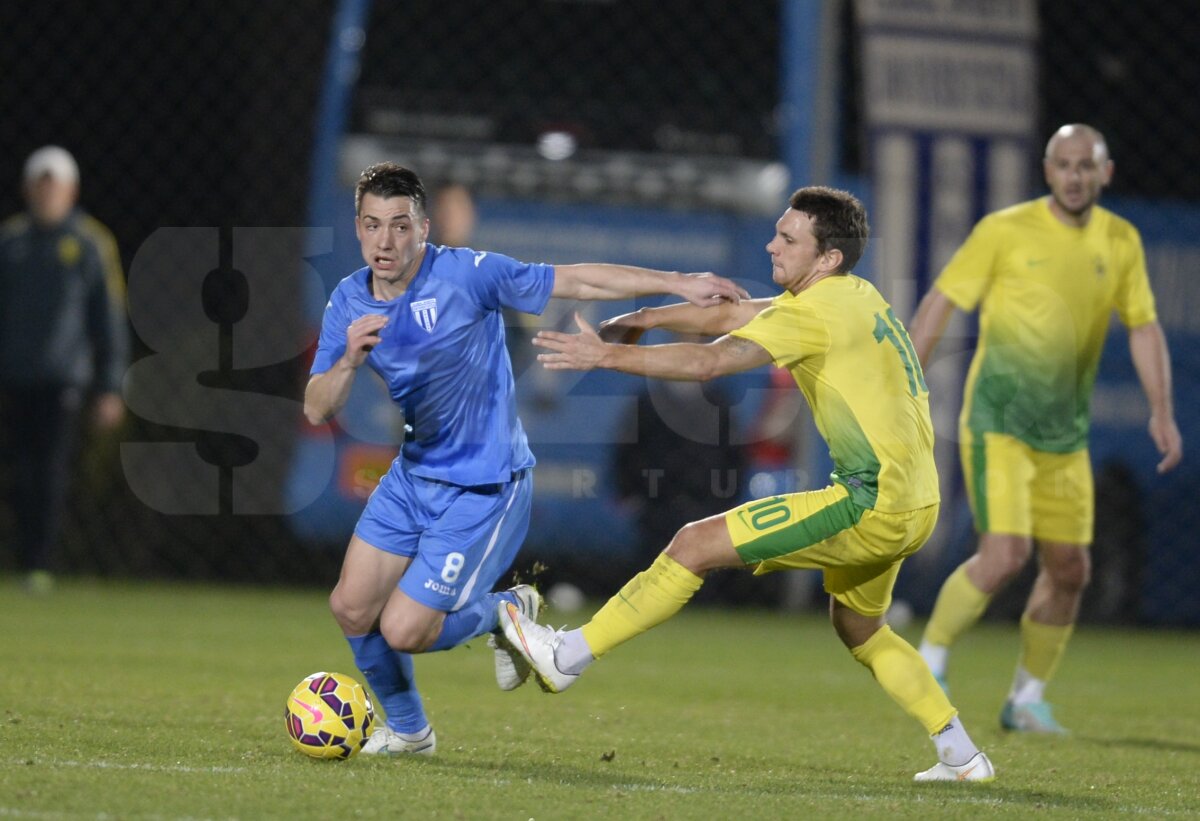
[
  {"left": 959, "top": 429, "right": 1093, "bottom": 544},
  {"left": 725, "top": 484, "right": 938, "bottom": 618}
]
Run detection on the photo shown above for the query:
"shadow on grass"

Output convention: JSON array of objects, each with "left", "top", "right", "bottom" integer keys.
[
  {"left": 416, "top": 755, "right": 698, "bottom": 793},
  {"left": 420, "top": 755, "right": 1120, "bottom": 812},
  {"left": 1077, "top": 735, "right": 1200, "bottom": 755},
  {"left": 906, "top": 783, "right": 1115, "bottom": 812}
]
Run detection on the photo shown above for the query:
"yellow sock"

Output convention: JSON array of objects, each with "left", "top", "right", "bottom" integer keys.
[
  {"left": 580, "top": 553, "right": 703, "bottom": 658},
  {"left": 852, "top": 625, "right": 957, "bottom": 736},
  {"left": 923, "top": 564, "right": 991, "bottom": 647},
  {"left": 1019, "top": 615, "right": 1074, "bottom": 681}
]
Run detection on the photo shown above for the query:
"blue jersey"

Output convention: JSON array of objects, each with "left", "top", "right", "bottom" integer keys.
[{"left": 311, "top": 244, "right": 555, "bottom": 486}]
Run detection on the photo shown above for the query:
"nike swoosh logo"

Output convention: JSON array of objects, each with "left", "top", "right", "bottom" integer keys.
[
  {"left": 505, "top": 602, "right": 532, "bottom": 656},
  {"left": 474, "top": 252, "right": 488, "bottom": 267},
  {"left": 293, "top": 699, "right": 324, "bottom": 724},
  {"left": 956, "top": 764, "right": 977, "bottom": 781}
]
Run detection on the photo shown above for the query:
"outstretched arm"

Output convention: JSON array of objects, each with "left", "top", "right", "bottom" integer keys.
[
  {"left": 909, "top": 287, "right": 959, "bottom": 367},
  {"left": 596, "top": 298, "right": 775, "bottom": 344},
  {"left": 1129, "top": 321, "right": 1182, "bottom": 473},
  {"left": 551, "top": 263, "right": 749, "bottom": 307},
  {"left": 534, "top": 312, "right": 773, "bottom": 381}
]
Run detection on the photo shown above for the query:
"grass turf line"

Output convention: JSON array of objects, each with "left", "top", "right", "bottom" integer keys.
[{"left": 1, "top": 579, "right": 1198, "bottom": 819}]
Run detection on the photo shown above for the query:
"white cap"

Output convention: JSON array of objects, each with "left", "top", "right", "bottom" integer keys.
[{"left": 24, "top": 146, "right": 79, "bottom": 185}]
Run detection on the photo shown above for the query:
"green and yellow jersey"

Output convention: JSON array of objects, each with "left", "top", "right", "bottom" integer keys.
[
  {"left": 937, "top": 198, "right": 1157, "bottom": 453},
  {"left": 731, "top": 275, "right": 939, "bottom": 513}
]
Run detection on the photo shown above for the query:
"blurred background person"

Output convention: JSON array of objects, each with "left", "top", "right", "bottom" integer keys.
[
  {"left": 429, "top": 182, "right": 477, "bottom": 248},
  {"left": 909, "top": 125, "right": 1182, "bottom": 733},
  {"left": 0, "top": 146, "right": 128, "bottom": 593}
]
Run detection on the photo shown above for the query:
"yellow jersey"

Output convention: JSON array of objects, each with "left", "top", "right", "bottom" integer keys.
[
  {"left": 732, "top": 275, "right": 939, "bottom": 513},
  {"left": 937, "top": 198, "right": 1157, "bottom": 452}
]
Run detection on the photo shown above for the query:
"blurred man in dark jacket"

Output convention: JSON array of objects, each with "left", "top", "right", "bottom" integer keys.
[{"left": 0, "top": 146, "right": 128, "bottom": 593}]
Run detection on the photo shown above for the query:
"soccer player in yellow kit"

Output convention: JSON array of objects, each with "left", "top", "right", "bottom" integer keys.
[
  {"left": 505, "top": 187, "right": 995, "bottom": 782},
  {"left": 910, "top": 124, "right": 1183, "bottom": 734}
]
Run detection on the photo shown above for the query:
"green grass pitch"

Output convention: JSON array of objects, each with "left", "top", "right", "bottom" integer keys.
[{"left": 2, "top": 580, "right": 1197, "bottom": 819}]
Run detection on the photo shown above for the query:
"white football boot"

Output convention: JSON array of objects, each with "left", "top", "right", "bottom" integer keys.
[
  {"left": 360, "top": 724, "right": 437, "bottom": 756},
  {"left": 913, "top": 751, "right": 996, "bottom": 782},
  {"left": 497, "top": 600, "right": 579, "bottom": 693},
  {"left": 488, "top": 585, "right": 543, "bottom": 691}
]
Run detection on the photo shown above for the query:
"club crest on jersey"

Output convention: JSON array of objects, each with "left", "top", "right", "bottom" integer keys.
[{"left": 410, "top": 298, "right": 438, "bottom": 333}]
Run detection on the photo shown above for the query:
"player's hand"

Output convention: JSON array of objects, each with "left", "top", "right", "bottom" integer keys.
[
  {"left": 677, "top": 272, "right": 750, "bottom": 308},
  {"left": 598, "top": 310, "right": 646, "bottom": 345},
  {"left": 1149, "top": 413, "right": 1183, "bottom": 473},
  {"left": 533, "top": 312, "right": 607, "bottom": 371},
  {"left": 343, "top": 314, "right": 389, "bottom": 368}
]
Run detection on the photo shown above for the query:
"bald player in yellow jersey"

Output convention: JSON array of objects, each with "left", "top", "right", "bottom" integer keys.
[
  {"left": 911, "top": 124, "right": 1183, "bottom": 734},
  {"left": 502, "top": 187, "right": 995, "bottom": 782}
]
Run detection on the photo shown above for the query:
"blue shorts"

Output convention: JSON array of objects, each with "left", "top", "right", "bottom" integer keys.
[{"left": 354, "top": 465, "right": 532, "bottom": 613}]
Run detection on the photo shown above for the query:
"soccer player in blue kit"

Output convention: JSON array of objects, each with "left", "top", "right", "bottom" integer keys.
[{"left": 304, "top": 163, "right": 748, "bottom": 755}]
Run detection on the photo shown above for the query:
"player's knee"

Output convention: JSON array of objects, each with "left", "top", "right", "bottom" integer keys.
[
  {"left": 1046, "top": 550, "right": 1091, "bottom": 593},
  {"left": 379, "top": 609, "right": 439, "bottom": 653},
  {"left": 829, "top": 599, "right": 883, "bottom": 649},
  {"left": 663, "top": 522, "right": 714, "bottom": 574},
  {"left": 329, "top": 587, "right": 376, "bottom": 635},
  {"left": 980, "top": 538, "right": 1032, "bottom": 582},
  {"left": 379, "top": 620, "right": 428, "bottom": 653}
]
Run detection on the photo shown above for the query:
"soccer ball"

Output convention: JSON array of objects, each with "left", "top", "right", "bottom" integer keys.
[{"left": 284, "top": 671, "right": 375, "bottom": 760}]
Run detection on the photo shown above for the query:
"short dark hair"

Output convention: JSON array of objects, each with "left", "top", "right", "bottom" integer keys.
[
  {"left": 355, "top": 162, "right": 427, "bottom": 215},
  {"left": 788, "top": 186, "right": 869, "bottom": 273}
]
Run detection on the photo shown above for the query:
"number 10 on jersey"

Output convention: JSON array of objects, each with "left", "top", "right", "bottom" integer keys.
[{"left": 873, "top": 308, "right": 927, "bottom": 397}]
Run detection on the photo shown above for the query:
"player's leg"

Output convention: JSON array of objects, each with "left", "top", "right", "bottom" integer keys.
[
  {"left": 499, "top": 484, "right": 864, "bottom": 692},
  {"left": 382, "top": 470, "right": 539, "bottom": 690},
  {"left": 920, "top": 533, "right": 1032, "bottom": 680},
  {"left": 329, "top": 534, "right": 434, "bottom": 753},
  {"left": 378, "top": 470, "right": 531, "bottom": 652},
  {"left": 498, "top": 510, "right": 740, "bottom": 692},
  {"left": 415, "top": 470, "right": 534, "bottom": 653},
  {"left": 329, "top": 533, "right": 412, "bottom": 635},
  {"left": 920, "top": 431, "right": 1035, "bottom": 684},
  {"left": 378, "top": 591, "right": 446, "bottom": 652},
  {"left": 416, "top": 471, "right": 542, "bottom": 690},
  {"left": 570, "top": 485, "right": 869, "bottom": 667},
  {"left": 1000, "top": 542, "right": 1087, "bottom": 732},
  {"left": 838, "top": 600, "right": 960, "bottom": 738},
  {"left": 9, "top": 387, "right": 82, "bottom": 592},
  {"left": 1002, "top": 446, "right": 1092, "bottom": 733},
  {"left": 826, "top": 507, "right": 993, "bottom": 781},
  {"left": 331, "top": 466, "right": 436, "bottom": 753},
  {"left": 836, "top": 599, "right": 989, "bottom": 779},
  {"left": 576, "top": 512, "right": 736, "bottom": 651}
]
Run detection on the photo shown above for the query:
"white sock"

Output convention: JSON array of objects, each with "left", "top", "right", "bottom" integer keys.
[
  {"left": 1009, "top": 665, "right": 1047, "bottom": 705},
  {"left": 931, "top": 716, "right": 980, "bottom": 767},
  {"left": 554, "top": 628, "right": 595, "bottom": 676},
  {"left": 919, "top": 640, "right": 949, "bottom": 678}
]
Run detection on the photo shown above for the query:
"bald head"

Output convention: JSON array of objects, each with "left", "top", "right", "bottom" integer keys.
[
  {"left": 1045, "top": 124, "right": 1110, "bottom": 164},
  {"left": 1043, "top": 123, "right": 1113, "bottom": 226}
]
